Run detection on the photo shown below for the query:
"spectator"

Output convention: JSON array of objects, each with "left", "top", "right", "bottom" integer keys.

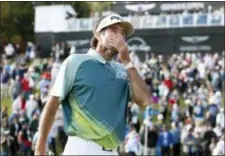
[
  {"left": 216, "top": 108, "right": 224, "bottom": 129},
  {"left": 171, "top": 103, "right": 180, "bottom": 122},
  {"left": 29, "top": 113, "right": 39, "bottom": 139},
  {"left": 1, "top": 69, "right": 10, "bottom": 98},
  {"left": 11, "top": 64, "right": 23, "bottom": 80},
  {"left": 170, "top": 122, "right": 181, "bottom": 156},
  {"left": 130, "top": 103, "right": 141, "bottom": 132},
  {"left": 193, "top": 99, "right": 205, "bottom": 126},
  {"left": 163, "top": 74, "right": 173, "bottom": 92},
  {"left": 39, "top": 72, "right": 51, "bottom": 99},
  {"left": 209, "top": 137, "right": 218, "bottom": 154},
  {"left": 158, "top": 98, "right": 168, "bottom": 121},
  {"left": 157, "top": 125, "right": 173, "bottom": 156},
  {"left": 140, "top": 124, "right": 158, "bottom": 156},
  {"left": 18, "top": 110, "right": 29, "bottom": 126},
  {"left": 207, "top": 101, "right": 219, "bottom": 128},
  {"left": 1, "top": 118, "right": 12, "bottom": 156},
  {"left": 3, "top": 60, "right": 11, "bottom": 73},
  {"left": 17, "top": 122, "right": 32, "bottom": 155},
  {"left": 11, "top": 75, "right": 22, "bottom": 100},
  {"left": 9, "top": 116, "right": 21, "bottom": 154},
  {"left": 182, "top": 127, "right": 198, "bottom": 156},
  {"left": 212, "top": 135, "right": 224, "bottom": 155},
  {"left": 124, "top": 123, "right": 141, "bottom": 155},
  {"left": 1, "top": 130, "right": 12, "bottom": 156},
  {"left": 21, "top": 73, "right": 32, "bottom": 100},
  {"left": 203, "top": 124, "right": 217, "bottom": 156},
  {"left": 25, "top": 94, "right": 38, "bottom": 120},
  {"left": 34, "top": 93, "right": 44, "bottom": 112},
  {"left": 12, "top": 93, "right": 26, "bottom": 113}
]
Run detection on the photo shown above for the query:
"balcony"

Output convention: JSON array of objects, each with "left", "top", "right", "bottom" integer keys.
[{"left": 66, "top": 12, "right": 224, "bottom": 32}]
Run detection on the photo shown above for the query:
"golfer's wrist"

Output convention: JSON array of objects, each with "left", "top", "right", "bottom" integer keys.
[{"left": 124, "top": 61, "right": 135, "bottom": 69}]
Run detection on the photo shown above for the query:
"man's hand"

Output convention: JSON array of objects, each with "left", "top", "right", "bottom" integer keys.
[
  {"left": 108, "top": 34, "right": 151, "bottom": 108},
  {"left": 107, "top": 35, "right": 130, "bottom": 65},
  {"left": 35, "top": 144, "right": 46, "bottom": 155}
]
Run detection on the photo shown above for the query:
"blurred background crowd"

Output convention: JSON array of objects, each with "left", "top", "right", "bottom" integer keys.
[{"left": 1, "top": 1, "right": 224, "bottom": 156}]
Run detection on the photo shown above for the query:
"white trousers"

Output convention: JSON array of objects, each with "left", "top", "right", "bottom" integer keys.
[{"left": 63, "top": 136, "right": 118, "bottom": 155}]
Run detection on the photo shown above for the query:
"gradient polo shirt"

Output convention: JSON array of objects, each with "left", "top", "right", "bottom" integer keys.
[{"left": 50, "top": 48, "right": 131, "bottom": 148}]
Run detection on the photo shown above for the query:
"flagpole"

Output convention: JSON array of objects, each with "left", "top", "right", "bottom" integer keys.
[
  {"left": 144, "top": 107, "right": 149, "bottom": 155},
  {"left": 222, "top": 51, "right": 225, "bottom": 107}
]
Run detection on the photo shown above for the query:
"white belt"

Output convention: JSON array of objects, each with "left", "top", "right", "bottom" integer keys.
[{"left": 63, "top": 136, "right": 118, "bottom": 155}]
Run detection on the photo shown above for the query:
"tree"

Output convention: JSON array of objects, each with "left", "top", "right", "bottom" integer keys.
[
  {"left": 1, "top": 2, "right": 34, "bottom": 43},
  {"left": 0, "top": 2, "right": 112, "bottom": 45}
]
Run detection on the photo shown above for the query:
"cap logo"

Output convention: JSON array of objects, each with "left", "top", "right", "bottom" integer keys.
[{"left": 110, "top": 16, "right": 122, "bottom": 21}]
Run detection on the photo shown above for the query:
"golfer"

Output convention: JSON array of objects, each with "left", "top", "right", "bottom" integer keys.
[{"left": 35, "top": 13, "right": 151, "bottom": 155}]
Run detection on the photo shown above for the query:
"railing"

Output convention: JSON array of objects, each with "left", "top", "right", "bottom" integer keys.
[{"left": 66, "top": 12, "right": 224, "bottom": 31}]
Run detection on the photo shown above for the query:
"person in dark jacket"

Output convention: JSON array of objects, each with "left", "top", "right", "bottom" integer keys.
[
  {"left": 207, "top": 103, "right": 218, "bottom": 128},
  {"left": 17, "top": 122, "right": 32, "bottom": 155},
  {"left": 140, "top": 124, "right": 158, "bottom": 155},
  {"left": 203, "top": 124, "right": 217, "bottom": 156},
  {"left": 146, "top": 125, "right": 158, "bottom": 155},
  {"left": 9, "top": 116, "right": 21, "bottom": 154}
]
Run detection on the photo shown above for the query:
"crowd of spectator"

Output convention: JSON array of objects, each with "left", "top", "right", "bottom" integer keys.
[
  {"left": 1, "top": 40, "right": 224, "bottom": 156},
  {"left": 121, "top": 51, "right": 225, "bottom": 156},
  {"left": 1, "top": 42, "right": 67, "bottom": 155}
]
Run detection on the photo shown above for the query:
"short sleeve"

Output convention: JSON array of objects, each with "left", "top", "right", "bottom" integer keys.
[{"left": 50, "top": 56, "right": 75, "bottom": 101}]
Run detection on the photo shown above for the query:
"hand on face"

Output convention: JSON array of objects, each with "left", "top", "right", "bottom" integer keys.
[{"left": 107, "top": 34, "right": 130, "bottom": 65}]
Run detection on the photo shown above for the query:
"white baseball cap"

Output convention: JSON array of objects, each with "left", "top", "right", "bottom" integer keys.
[{"left": 95, "top": 14, "right": 134, "bottom": 37}]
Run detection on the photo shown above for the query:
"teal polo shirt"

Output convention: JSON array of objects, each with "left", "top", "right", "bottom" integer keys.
[{"left": 50, "top": 48, "right": 131, "bottom": 148}]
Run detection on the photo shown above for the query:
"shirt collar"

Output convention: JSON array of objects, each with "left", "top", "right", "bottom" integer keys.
[{"left": 87, "top": 48, "right": 113, "bottom": 64}]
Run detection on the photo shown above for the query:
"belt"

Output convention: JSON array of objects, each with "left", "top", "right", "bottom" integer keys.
[{"left": 102, "top": 147, "right": 113, "bottom": 152}]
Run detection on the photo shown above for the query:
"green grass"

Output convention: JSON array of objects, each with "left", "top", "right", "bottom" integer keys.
[{"left": 1, "top": 97, "right": 13, "bottom": 115}]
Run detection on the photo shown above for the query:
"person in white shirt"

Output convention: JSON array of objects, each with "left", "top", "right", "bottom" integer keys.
[
  {"left": 197, "top": 59, "right": 206, "bottom": 79},
  {"left": 213, "top": 125, "right": 222, "bottom": 138},
  {"left": 212, "top": 135, "right": 225, "bottom": 155},
  {"left": 130, "top": 103, "right": 140, "bottom": 131},
  {"left": 124, "top": 124, "right": 141, "bottom": 155},
  {"left": 216, "top": 108, "right": 224, "bottom": 129},
  {"left": 171, "top": 103, "right": 179, "bottom": 122},
  {"left": 12, "top": 94, "right": 25, "bottom": 113},
  {"left": 25, "top": 94, "right": 38, "bottom": 120}
]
